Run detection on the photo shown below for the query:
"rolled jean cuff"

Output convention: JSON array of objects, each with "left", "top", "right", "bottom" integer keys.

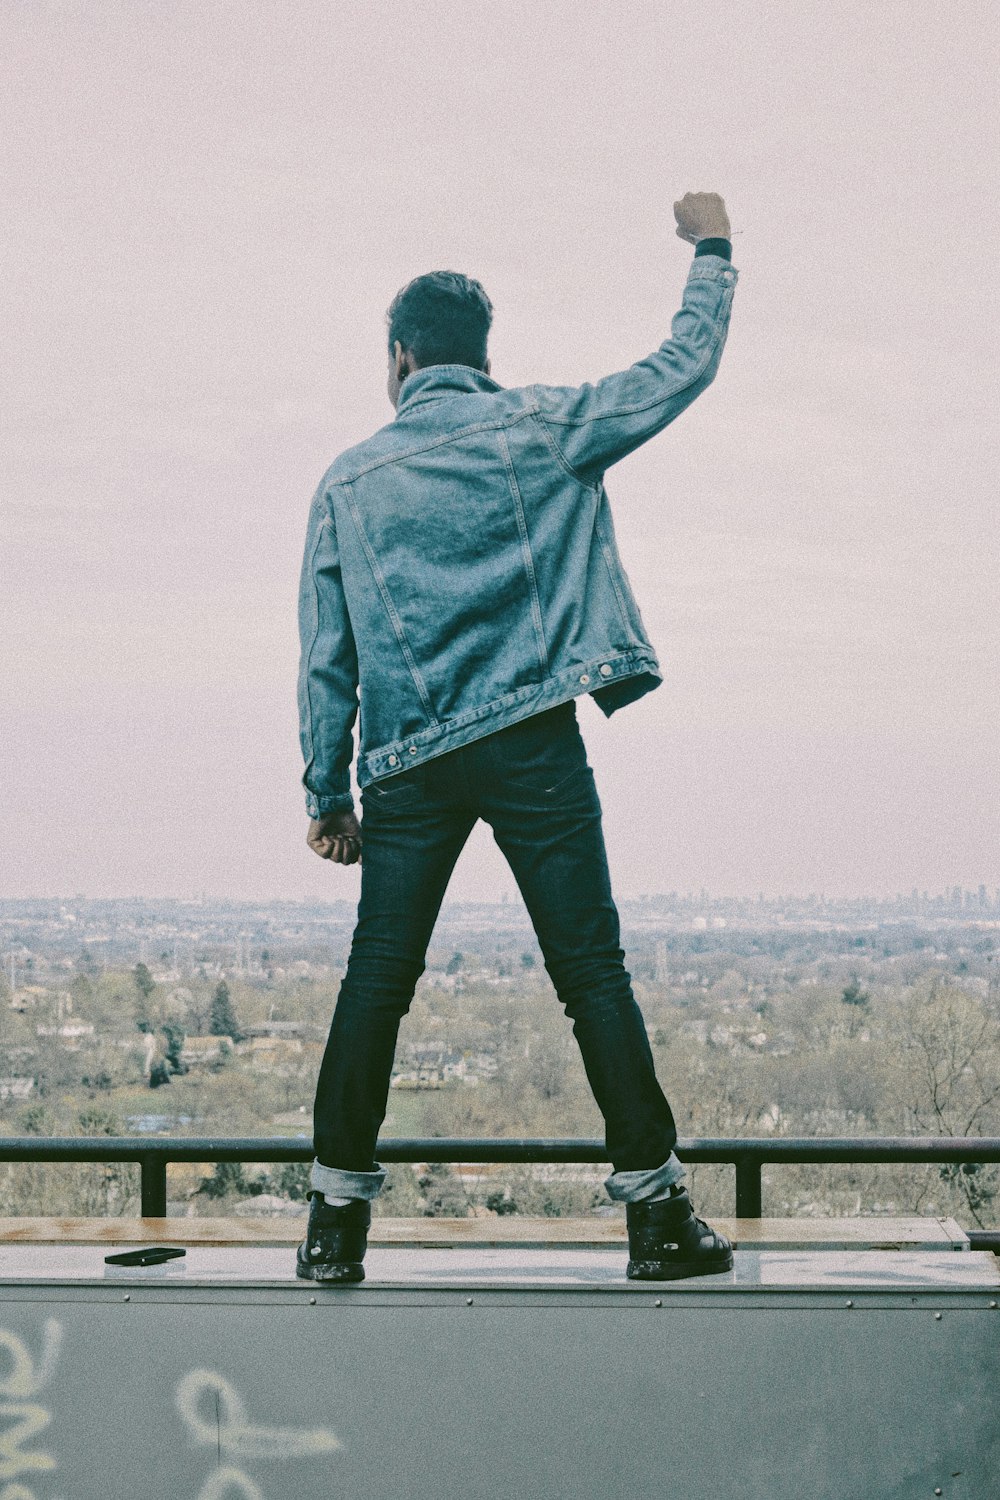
[
  {"left": 604, "top": 1151, "right": 687, "bottom": 1203},
  {"left": 311, "top": 1157, "right": 387, "bottom": 1202}
]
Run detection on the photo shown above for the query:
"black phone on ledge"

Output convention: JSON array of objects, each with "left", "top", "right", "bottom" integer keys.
[{"left": 104, "top": 1246, "right": 187, "bottom": 1266}]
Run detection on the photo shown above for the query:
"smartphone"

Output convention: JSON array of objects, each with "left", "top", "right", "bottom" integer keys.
[{"left": 104, "top": 1246, "right": 187, "bottom": 1266}]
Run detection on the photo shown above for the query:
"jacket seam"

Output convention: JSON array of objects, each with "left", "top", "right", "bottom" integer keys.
[
  {"left": 600, "top": 541, "right": 633, "bottom": 640},
  {"left": 299, "top": 505, "right": 330, "bottom": 786},
  {"left": 531, "top": 411, "right": 599, "bottom": 491},
  {"left": 595, "top": 508, "right": 635, "bottom": 642},
  {"left": 341, "top": 480, "right": 438, "bottom": 725},
  {"left": 497, "top": 428, "right": 549, "bottom": 675},
  {"left": 539, "top": 287, "right": 732, "bottom": 426},
  {"left": 338, "top": 407, "right": 538, "bottom": 482}
]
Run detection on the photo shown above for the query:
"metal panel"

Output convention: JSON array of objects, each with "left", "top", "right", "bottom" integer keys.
[{"left": 0, "top": 1248, "right": 996, "bottom": 1499}]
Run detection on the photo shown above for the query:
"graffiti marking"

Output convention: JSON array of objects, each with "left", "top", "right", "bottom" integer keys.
[{"left": 176, "top": 1368, "right": 341, "bottom": 1461}]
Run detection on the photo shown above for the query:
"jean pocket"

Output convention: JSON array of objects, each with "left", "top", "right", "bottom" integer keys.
[
  {"left": 361, "top": 765, "right": 425, "bottom": 810},
  {"left": 487, "top": 708, "right": 590, "bottom": 802},
  {"left": 523, "top": 761, "right": 593, "bottom": 802}
]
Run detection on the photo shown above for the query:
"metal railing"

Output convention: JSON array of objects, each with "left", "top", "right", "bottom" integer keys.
[{"left": 0, "top": 1134, "right": 998, "bottom": 1247}]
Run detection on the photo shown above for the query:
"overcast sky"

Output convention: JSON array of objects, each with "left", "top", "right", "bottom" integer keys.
[{"left": 2, "top": 0, "right": 998, "bottom": 903}]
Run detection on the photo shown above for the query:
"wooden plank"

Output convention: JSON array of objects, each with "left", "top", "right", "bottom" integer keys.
[{"left": 0, "top": 1215, "right": 970, "bottom": 1250}]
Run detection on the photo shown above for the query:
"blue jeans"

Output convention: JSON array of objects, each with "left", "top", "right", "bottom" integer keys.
[{"left": 311, "top": 700, "right": 686, "bottom": 1205}]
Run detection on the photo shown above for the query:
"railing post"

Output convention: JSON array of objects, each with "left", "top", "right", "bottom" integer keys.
[
  {"left": 140, "top": 1153, "right": 167, "bottom": 1217},
  {"left": 735, "top": 1155, "right": 762, "bottom": 1218}
]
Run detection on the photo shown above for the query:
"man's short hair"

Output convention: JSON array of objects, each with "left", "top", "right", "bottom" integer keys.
[{"left": 386, "top": 270, "right": 494, "bottom": 371}]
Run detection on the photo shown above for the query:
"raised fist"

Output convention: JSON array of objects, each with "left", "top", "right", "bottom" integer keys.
[{"left": 673, "top": 191, "right": 731, "bottom": 245}]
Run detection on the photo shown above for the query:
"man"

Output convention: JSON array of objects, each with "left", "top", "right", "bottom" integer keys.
[{"left": 296, "top": 191, "right": 739, "bottom": 1284}]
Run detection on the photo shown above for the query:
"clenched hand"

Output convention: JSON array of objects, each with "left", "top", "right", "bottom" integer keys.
[
  {"left": 307, "top": 809, "right": 363, "bottom": 865},
  {"left": 673, "top": 190, "right": 731, "bottom": 245}
]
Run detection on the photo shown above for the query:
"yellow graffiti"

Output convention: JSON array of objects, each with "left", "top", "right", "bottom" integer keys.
[
  {"left": 0, "top": 1324, "right": 62, "bottom": 1401},
  {"left": 0, "top": 1408, "right": 55, "bottom": 1483},
  {"left": 176, "top": 1368, "right": 342, "bottom": 1461},
  {"left": 195, "top": 1468, "right": 263, "bottom": 1500},
  {"left": 0, "top": 1320, "right": 64, "bottom": 1495}
]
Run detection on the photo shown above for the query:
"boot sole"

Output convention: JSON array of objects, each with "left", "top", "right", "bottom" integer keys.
[
  {"left": 627, "top": 1252, "right": 734, "bottom": 1281},
  {"left": 295, "top": 1258, "right": 365, "bottom": 1283}
]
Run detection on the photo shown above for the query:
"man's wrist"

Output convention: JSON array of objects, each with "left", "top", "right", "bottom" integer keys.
[{"left": 694, "top": 236, "right": 732, "bottom": 260}]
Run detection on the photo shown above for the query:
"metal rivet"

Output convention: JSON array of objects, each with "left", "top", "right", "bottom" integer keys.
[
  {"left": 934, "top": 1312, "right": 942, "bottom": 1320},
  {"left": 845, "top": 1299, "right": 853, "bottom": 1308},
  {"left": 579, "top": 673, "right": 590, "bottom": 685},
  {"left": 654, "top": 1298, "right": 662, "bottom": 1308},
  {"left": 990, "top": 1300, "right": 998, "bottom": 1309},
  {"left": 123, "top": 1294, "right": 130, "bottom": 1302},
  {"left": 388, "top": 754, "right": 398, "bottom": 766},
  {"left": 309, "top": 1296, "right": 317, "bottom": 1305},
  {"left": 599, "top": 664, "right": 613, "bottom": 677},
  {"left": 934, "top": 1490, "right": 943, "bottom": 1496},
  {"left": 466, "top": 1297, "right": 473, "bottom": 1306},
  {"left": 409, "top": 746, "right": 417, "bottom": 754}
]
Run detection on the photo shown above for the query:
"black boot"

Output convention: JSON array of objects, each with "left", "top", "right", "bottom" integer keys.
[
  {"left": 626, "top": 1187, "right": 734, "bottom": 1281},
  {"left": 295, "top": 1191, "right": 371, "bottom": 1283}
]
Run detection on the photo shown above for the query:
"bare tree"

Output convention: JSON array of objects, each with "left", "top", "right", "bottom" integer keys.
[{"left": 888, "top": 980, "right": 1000, "bottom": 1225}]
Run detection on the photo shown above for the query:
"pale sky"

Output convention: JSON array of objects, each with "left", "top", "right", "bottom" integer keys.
[{"left": 2, "top": 0, "right": 998, "bottom": 902}]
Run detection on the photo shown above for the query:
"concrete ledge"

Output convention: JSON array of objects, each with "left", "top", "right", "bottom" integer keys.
[{"left": 0, "top": 1214, "right": 971, "bottom": 1249}]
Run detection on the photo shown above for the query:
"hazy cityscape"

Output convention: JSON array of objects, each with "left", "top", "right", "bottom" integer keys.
[{"left": 2, "top": 890, "right": 998, "bottom": 1229}]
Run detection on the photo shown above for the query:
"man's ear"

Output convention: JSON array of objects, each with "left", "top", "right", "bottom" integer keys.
[{"left": 394, "top": 341, "right": 409, "bottom": 379}]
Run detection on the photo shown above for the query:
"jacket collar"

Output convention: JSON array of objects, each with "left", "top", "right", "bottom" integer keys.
[{"left": 395, "top": 363, "right": 503, "bottom": 415}]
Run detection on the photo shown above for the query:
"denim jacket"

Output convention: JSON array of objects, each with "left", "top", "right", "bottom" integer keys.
[{"left": 298, "top": 247, "right": 738, "bottom": 816}]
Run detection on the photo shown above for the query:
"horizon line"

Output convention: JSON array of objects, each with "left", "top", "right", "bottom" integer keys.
[{"left": 2, "top": 888, "right": 998, "bottom": 907}]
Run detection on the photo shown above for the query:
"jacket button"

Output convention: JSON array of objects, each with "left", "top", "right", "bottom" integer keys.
[
  {"left": 388, "top": 754, "right": 398, "bottom": 766},
  {"left": 579, "top": 673, "right": 590, "bottom": 685},
  {"left": 599, "top": 663, "right": 613, "bottom": 678}
]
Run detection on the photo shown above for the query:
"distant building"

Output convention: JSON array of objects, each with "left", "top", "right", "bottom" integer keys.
[
  {"left": 0, "top": 1077, "right": 34, "bottom": 1101},
  {"left": 391, "top": 1044, "right": 497, "bottom": 1089},
  {"left": 235, "top": 1036, "right": 309, "bottom": 1073},
  {"left": 10, "top": 984, "right": 48, "bottom": 1011},
  {"left": 242, "top": 1022, "right": 306, "bottom": 1039},
  {"left": 35, "top": 1022, "right": 95, "bottom": 1050},
  {"left": 180, "top": 1036, "right": 226, "bottom": 1066}
]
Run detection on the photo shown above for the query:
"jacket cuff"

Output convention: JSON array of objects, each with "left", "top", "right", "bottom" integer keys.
[
  {"left": 694, "top": 237, "right": 732, "bottom": 260},
  {"left": 305, "top": 788, "right": 356, "bottom": 820}
]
